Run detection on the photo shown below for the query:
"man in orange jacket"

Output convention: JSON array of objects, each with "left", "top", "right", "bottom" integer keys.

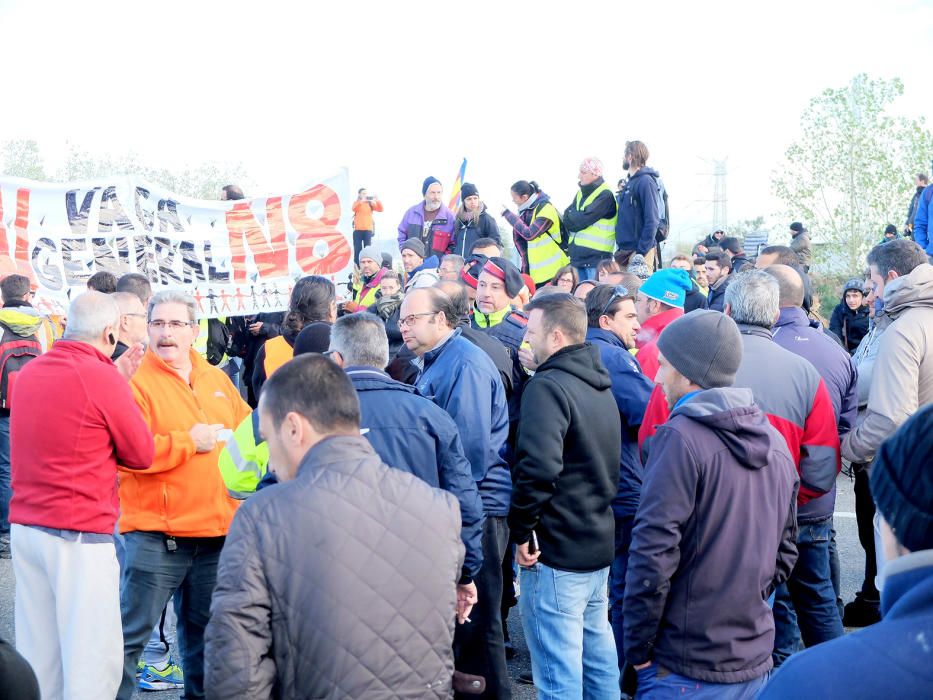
[{"left": 117, "top": 291, "right": 251, "bottom": 700}]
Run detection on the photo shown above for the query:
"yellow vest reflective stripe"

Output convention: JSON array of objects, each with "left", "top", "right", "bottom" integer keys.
[
  {"left": 218, "top": 413, "right": 269, "bottom": 499},
  {"left": 571, "top": 183, "right": 617, "bottom": 253},
  {"left": 527, "top": 202, "right": 570, "bottom": 284},
  {"left": 263, "top": 335, "right": 293, "bottom": 379}
]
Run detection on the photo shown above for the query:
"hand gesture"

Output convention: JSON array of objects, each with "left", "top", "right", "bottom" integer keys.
[
  {"left": 518, "top": 344, "right": 538, "bottom": 372},
  {"left": 190, "top": 423, "right": 224, "bottom": 453},
  {"left": 516, "top": 541, "right": 540, "bottom": 568},
  {"left": 248, "top": 322, "right": 264, "bottom": 336},
  {"left": 114, "top": 343, "right": 145, "bottom": 380}
]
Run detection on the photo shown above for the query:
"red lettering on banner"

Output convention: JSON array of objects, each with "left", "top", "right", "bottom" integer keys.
[
  {"left": 0, "top": 189, "right": 38, "bottom": 284},
  {"left": 13, "top": 189, "right": 30, "bottom": 261},
  {"left": 225, "top": 199, "right": 288, "bottom": 282},
  {"left": 288, "top": 184, "right": 351, "bottom": 275}
]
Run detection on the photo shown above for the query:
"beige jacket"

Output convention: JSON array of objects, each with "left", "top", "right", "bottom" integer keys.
[{"left": 842, "top": 264, "right": 933, "bottom": 462}]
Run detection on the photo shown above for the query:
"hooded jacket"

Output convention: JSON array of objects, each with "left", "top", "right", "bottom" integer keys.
[
  {"left": 616, "top": 167, "right": 662, "bottom": 256},
  {"left": 842, "top": 263, "right": 933, "bottom": 463},
  {"left": 509, "top": 343, "right": 620, "bottom": 572},
  {"left": 204, "top": 436, "right": 463, "bottom": 700},
  {"left": 449, "top": 205, "right": 501, "bottom": 257},
  {"left": 585, "top": 328, "right": 654, "bottom": 518},
  {"left": 405, "top": 255, "right": 441, "bottom": 291},
  {"left": 345, "top": 366, "right": 485, "bottom": 579},
  {"left": 417, "top": 329, "right": 511, "bottom": 516},
  {"left": 759, "top": 550, "right": 933, "bottom": 699},
  {"left": 623, "top": 388, "right": 799, "bottom": 683},
  {"left": 829, "top": 298, "right": 871, "bottom": 354}
]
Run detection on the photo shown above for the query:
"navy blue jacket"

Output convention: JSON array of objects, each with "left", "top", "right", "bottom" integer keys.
[
  {"left": 417, "top": 330, "right": 511, "bottom": 517},
  {"left": 616, "top": 167, "right": 661, "bottom": 255},
  {"left": 586, "top": 328, "right": 654, "bottom": 518},
  {"left": 449, "top": 207, "right": 501, "bottom": 258},
  {"left": 772, "top": 306, "right": 858, "bottom": 523},
  {"left": 346, "top": 367, "right": 485, "bottom": 579},
  {"left": 759, "top": 553, "right": 933, "bottom": 699}
]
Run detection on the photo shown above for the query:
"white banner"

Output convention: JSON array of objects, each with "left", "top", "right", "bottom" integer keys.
[{"left": 0, "top": 170, "right": 353, "bottom": 317}]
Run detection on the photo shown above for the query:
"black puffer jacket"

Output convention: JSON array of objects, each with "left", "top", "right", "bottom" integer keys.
[
  {"left": 829, "top": 301, "right": 871, "bottom": 355},
  {"left": 449, "top": 206, "right": 501, "bottom": 257},
  {"left": 205, "top": 435, "right": 464, "bottom": 699}
]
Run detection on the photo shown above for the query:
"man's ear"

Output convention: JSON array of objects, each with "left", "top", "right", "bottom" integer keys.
[
  {"left": 723, "top": 303, "right": 732, "bottom": 318},
  {"left": 887, "top": 270, "right": 900, "bottom": 282}
]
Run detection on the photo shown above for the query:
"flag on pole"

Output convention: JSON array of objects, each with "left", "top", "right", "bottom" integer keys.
[{"left": 448, "top": 158, "right": 467, "bottom": 212}]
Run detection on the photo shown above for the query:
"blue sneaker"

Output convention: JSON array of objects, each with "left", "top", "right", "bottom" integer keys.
[{"left": 137, "top": 662, "right": 184, "bottom": 691}]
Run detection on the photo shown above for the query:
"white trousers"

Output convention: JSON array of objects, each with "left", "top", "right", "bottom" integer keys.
[{"left": 12, "top": 524, "right": 123, "bottom": 700}]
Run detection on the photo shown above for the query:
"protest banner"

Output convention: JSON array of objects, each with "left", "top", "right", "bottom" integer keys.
[{"left": 0, "top": 170, "right": 353, "bottom": 317}]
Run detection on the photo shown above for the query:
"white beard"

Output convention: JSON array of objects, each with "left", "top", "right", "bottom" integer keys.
[{"left": 424, "top": 201, "right": 441, "bottom": 212}]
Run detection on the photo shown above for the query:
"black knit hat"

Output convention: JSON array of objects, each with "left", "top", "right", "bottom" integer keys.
[
  {"left": 482, "top": 257, "right": 525, "bottom": 298},
  {"left": 870, "top": 405, "right": 933, "bottom": 552},
  {"left": 460, "top": 182, "right": 479, "bottom": 199},
  {"left": 884, "top": 224, "right": 898, "bottom": 236},
  {"left": 790, "top": 222, "right": 806, "bottom": 233}
]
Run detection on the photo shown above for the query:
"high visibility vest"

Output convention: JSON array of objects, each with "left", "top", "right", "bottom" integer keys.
[
  {"left": 263, "top": 335, "right": 293, "bottom": 379},
  {"left": 571, "top": 183, "right": 617, "bottom": 253},
  {"left": 527, "top": 201, "right": 570, "bottom": 285},
  {"left": 352, "top": 268, "right": 386, "bottom": 310},
  {"left": 194, "top": 317, "right": 228, "bottom": 366},
  {"left": 218, "top": 412, "right": 269, "bottom": 499}
]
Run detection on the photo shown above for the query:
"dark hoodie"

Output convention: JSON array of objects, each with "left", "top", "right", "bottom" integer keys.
[
  {"left": 509, "top": 343, "right": 621, "bottom": 572},
  {"left": 450, "top": 205, "right": 501, "bottom": 258},
  {"left": 624, "top": 388, "right": 800, "bottom": 683}
]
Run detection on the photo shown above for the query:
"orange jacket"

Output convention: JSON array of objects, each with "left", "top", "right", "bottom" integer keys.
[
  {"left": 119, "top": 348, "right": 251, "bottom": 537},
  {"left": 351, "top": 198, "right": 383, "bottom": 231}
]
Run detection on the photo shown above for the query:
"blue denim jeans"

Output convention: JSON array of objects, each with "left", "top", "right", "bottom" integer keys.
[
  {"left": 635, "top": 664, "right": 768, "bottom": 699},
  {"left": 772, "top": 519, "right": 843, "bottom": 666},
  {"left": 574, "top": 266, "right": 598, "bottom": 282},
  {"left": 0, "top": 415, "right": 10, "bottom": 536},
  {"left": 118, "top": 532, "right": 224, "bottom": 699},
  {"left": 519, "top": 563, "right": 618, "bottom": 699},
  {"left": 610, "top": 515, "right": 635, "bottom": 671}
]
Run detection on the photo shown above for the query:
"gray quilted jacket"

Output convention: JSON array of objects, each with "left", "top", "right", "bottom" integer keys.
[{"left": 204, "top": 435, "right": 464, "bottom": 699}]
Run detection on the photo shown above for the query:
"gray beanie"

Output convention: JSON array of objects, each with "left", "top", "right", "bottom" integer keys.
[
  {"left": 400, "top": 238, "right": 426, "bottom": 258},
  {"left": 656, "top": 310, "right": 743, "bottom": 389},
  {"left": 358, "top": 246, "right": 380, "bottom": 264}
]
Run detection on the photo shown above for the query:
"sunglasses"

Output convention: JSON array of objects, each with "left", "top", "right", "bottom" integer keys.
[{"left": 600, "top": 285, "right": 630, "bottom": 318}]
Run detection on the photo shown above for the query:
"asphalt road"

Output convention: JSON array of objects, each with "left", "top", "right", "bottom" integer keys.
[{"left": 0, "top": 474, "right": 865, "bottom": 699}]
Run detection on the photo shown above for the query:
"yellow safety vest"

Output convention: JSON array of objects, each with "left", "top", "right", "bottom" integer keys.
[
  {"left": 571, "top": 183, "right": 617, "bottom": 253},
  {"left": 195, "top": 317, "right": 228, "bottom": 365},
  {"left": 527, "top": 201, "right": 570, "bottom": 285}
]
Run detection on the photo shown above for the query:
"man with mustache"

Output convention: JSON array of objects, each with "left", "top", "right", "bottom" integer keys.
[
  {"left": 398, "top": 177, "right": 457, "bottom": 258},
  {"left": 116, "top": 291, "right": 251, "bottom": 700}
]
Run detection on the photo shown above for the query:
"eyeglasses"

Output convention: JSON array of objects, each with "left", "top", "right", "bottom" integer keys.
[
  {"left": 148, "top": 320, "right": 193, "bottom": 330},
  {"left": 399, "top": 312, "right": 437, "bottom": 327},
  {"left": 600, "top": 285, "right": 630, "bottom": 318}
]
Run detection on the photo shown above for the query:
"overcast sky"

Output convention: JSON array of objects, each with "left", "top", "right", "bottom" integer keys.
[{"left": 2, "top": 0, "right": 931, "bottom": 248}]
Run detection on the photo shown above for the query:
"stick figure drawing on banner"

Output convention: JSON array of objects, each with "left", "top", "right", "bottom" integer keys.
[
  {"left": 193, "top": 287, "right": 205, "bottom": 313},
  {"left": 272, "top": 285, "right": 283, "bottom": 308},
  {"left": 234, "top": 287, "right": 247, "bottom": 311},
  {"left": 250, "top": 285, "right": 259, "bottom": 310},
  {"left": 207, "top": 288, "right": 218, "bottom": 315},
  {"left": 219, "top": 288, "right": 232, "bottom": 313},
  {"left": 260, "top": 282, "right": 271, "bottom": 309}
]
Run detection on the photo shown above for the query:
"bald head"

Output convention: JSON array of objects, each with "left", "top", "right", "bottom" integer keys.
[{"left": 765, "top": 264, "right": 805, "bottom": 308}]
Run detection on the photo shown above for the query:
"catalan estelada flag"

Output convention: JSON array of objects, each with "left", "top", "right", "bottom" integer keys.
[{"left": 448, "top": 158, "right": 467, "bottom": 212}]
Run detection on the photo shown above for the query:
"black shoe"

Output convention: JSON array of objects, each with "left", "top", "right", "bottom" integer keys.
[
  {"left": 517, "top": 671, "right": 534, "bottom": 685},
  {"left": 843, "top": 594, "right": 881, "bottom": 627}
]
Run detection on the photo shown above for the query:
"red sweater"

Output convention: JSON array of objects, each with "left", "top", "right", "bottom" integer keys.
[
  {"left": 9, "top": 340, "right": 154, "bottom": 534},
  {"left": 635, "top": 307, "right": 683, "bottom": 381}
]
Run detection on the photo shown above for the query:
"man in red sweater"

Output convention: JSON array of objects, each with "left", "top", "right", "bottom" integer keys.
[{"left": 9, "top": 291, "right": 154, "bottom": 700}]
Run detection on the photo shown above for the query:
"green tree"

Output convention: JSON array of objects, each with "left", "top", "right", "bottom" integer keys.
[
  {"left": 0, "top": 139, "right": 47, "bottom": 180},
  {"left": 772, "top": 74, "right": 933, "bottom": 275}
]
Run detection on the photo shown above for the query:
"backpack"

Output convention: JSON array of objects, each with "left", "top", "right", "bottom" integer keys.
[
  {"left": 650, "top": 174, "right": 670, "bottom": 242},
  {"left": 205, "top": 318, "right": 231, "bottom": 366},
  {"left": 535, "top": 202, "right": 571, "bottom": 254},
  {"left": 0, "top": 324, "right": 42, "bottom": 410}
]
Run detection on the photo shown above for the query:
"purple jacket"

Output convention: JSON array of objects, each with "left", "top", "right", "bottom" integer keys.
[
  {"left": 624, "top": 388, "right": 799, "bottom": 683},
  {"left": 397, "top": 202, "right": 456, "bottom": 257},
  {"left": 772, "top": 306, "right": 858, "bottom": 522}
]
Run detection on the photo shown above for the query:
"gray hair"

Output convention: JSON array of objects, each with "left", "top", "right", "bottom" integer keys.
[
  {"left": 329, "top": 313, "right": 389, "bottom": 369},
  {"left": 147, "top": 290, "right": 198, "bottom": 323},
  {"left": 724, "top": 270, "right": 780, "bottom": 328},
  {"left": 112, "top": 291, "right": 145, "bottom": 315},
  {"left": 63, "top": 291, "right": 120, "bottom": 342}
]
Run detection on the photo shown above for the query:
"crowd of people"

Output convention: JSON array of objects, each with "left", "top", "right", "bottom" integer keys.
[{"left": 0, "top": 151, "right": 931, "bottom": 700}]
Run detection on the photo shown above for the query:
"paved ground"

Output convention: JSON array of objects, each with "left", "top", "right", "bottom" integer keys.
[{"left": 0, "top": 474, "right": 865, "bottom": 698}]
